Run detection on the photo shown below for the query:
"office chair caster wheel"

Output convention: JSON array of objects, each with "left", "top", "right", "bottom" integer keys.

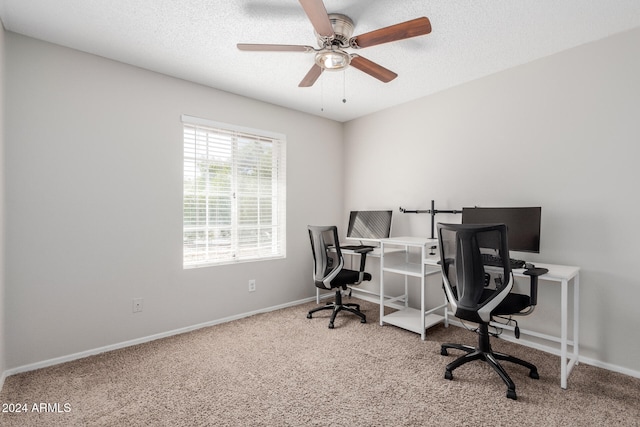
[
  {"left": 441, "top": 348, "right": 448, "bottom": 356},
  {"left": 328, "top": 322, "right": 334, "bottom": 329},
  {"left": 507, "top": 389, "right": 517, "bottom": 400},
  {"left": 529, "top": 370, "right": 539, "bottom": 380},
  {"left": 360, "top": 319, "right": 366, "bottom": 323},
  {"left": 307, "top": 313, "right": 312, "bottom": 319},
  {"left": 444, "top": 370, "right": 453, "bottom": 380}
]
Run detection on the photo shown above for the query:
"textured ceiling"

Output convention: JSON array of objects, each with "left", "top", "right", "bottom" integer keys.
[{"left": 1, "top": 0, "right": 639, "bottom": 122}]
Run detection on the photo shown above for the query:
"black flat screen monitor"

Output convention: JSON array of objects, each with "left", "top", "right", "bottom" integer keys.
[
  {"left": 346, "top": 210, "right": 393, "bottom": 241},
  {"left": 462, "top": 207, "right": 541, "bottom": 253}
]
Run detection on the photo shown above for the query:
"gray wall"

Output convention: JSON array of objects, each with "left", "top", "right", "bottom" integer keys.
[
  {"left": 344, "top": 27, "right": 640, "bottom": 373},
  {"left": 4, "top": 33, "right": 343, "bottom": 369},
  {"left": 0, "top": 20, "right": 6, "bottom": 383}
]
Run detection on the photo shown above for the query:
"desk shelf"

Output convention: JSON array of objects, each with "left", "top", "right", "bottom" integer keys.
[
  {"left": 382, "top": 255, "right": 440, "bottom": 277},
  {"left": 379, "top": 237, "right": 448, "bottom": 340},
  {"left": 382, "top": 309, "right": 446, "bottom": 335}
]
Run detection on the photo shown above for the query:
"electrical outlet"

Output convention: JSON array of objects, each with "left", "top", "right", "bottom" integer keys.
[
  {"left": 133, "top": 298, "right": 143, "bottom": 313},
  {"left": 248, "top": 279, "right": 256, "bottom": 292}
]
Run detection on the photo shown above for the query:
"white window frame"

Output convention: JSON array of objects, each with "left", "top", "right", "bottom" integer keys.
[{"left": 182, "top": 115, "right": 286, "bottom": 268}]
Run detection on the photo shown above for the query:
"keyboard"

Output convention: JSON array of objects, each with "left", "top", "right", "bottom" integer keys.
[{"left": 481, "top": 253, "right": 525, "bottom": 269}]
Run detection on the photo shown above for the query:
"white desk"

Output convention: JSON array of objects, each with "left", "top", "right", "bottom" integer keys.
[
  {"left": 379, "top": 237, "right": 448, "bottom": 340},
  {"left": 424, "top": 257, "right": 580, "bottom": 389}
]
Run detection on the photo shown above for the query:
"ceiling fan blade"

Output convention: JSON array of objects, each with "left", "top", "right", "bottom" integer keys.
[
  {"left": 237, "top": 43, "right": 314, "bottom": 52},
  {"left": 298, "top": 0, "right": 334, "bottom": 38},
  {"left": 350, "top": 55, "right": 397, "bottom": 83},
  {"left": 350, "top": 17, "right": 432, "bottom": 49},
  {"left": 299, "top": 64, "right": 323, "bottom": 87}
]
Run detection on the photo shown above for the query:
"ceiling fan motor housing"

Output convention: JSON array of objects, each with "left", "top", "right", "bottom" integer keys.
[{"left": 315, "top": 13, "right": 354, "bottom": 48}]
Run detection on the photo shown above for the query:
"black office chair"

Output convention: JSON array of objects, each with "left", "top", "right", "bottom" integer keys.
[
  {"left": 437, "top": 223, "right": 548, "bottom": 400},
  {"left": 307, "top": 225, "right": 371, "bottom": 329}
]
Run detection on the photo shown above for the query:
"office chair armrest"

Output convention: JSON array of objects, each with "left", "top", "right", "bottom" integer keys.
[
  {"left": 523, "top": 267, "right": 548, "bottom": 306},
  {"left": 353, "top": 248, "right": 372, "bottom": 272}
]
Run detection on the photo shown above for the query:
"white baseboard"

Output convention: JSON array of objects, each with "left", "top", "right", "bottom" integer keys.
[
  {"left": 3, "top": 295, "right": 639, "bottom": 386},
  {"left": 3, "top": 296, "right": 317, "bottom": 378},
  {"left": 577, "top": 354, "right": 640, "bottom": 380}
]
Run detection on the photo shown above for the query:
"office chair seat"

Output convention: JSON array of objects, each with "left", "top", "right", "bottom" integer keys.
[
  {"left": 484, "top": 289, "right": 531, "bottom": 316},
  {"left": 447, "top": 287, "right": 532, "bottom": 317},
  {"left": 332, "top": 270, "right": 372, "bottom": 287}
]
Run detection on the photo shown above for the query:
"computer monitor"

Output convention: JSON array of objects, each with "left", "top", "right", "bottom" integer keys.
[
  {"left": 346, "top": 210, "right": 393, "bottom": 241},
  {"left": 462, "top": 207, "right": 541, "bottom": 253}
]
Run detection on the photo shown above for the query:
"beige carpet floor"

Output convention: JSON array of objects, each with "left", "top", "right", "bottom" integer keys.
[{"left": 1, "top": 298, "right": 639, "bottom": 426}]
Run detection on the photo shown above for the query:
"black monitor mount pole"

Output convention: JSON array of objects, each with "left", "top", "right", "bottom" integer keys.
[{"left": 399, "top": 200, "right": 462, "bottom": 239}]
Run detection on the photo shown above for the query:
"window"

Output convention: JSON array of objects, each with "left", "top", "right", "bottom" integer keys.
[{"left": 182, "top": 115, "right": 286, "bottom": 268}]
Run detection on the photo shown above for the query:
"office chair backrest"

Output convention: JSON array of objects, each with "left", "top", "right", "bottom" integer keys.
[
  {"left": 308, "top": 225, "right": 344, "bottom": 290},
  {"left": 437, "top": 223, "right": 514, "bottom": 324}
]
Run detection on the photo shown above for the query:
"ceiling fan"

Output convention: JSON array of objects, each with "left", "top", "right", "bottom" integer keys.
[{"left": 237, "top": 0, "right": 432, "bottom": 87}]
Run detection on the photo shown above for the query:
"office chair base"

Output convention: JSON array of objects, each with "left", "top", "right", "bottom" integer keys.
[
  {"left": 307, "top": 290, "right": 366, "bottom": 328},
  {"left": 440, "top": 325, "right": 539, "bottom": 400}
]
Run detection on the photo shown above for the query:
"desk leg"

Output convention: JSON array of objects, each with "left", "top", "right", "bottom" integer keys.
[
  {"left": 420, "top": 255, "right": 426, "bottom": 341},
  {"left": 380, "top": 245, "right": 385, "bottom": 326},
  {"left": 561, "top": 279, "right": 568, "bottom": 389},
  {"left": 420, "top": 285, "right": 425, "bottom": 340},
  {"left": 573, "top": 275, "right": 580, "bottom": 366}
]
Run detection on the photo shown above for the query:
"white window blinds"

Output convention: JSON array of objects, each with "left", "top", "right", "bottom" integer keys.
[{"left": 182, "top": 115, "right": 286, "bottom": 268}]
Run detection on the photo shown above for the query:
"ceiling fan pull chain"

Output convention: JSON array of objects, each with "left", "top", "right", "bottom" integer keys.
[
  {"left": 320, "top": 74, "right": 324, "bottom": 112},
  {"left": 343, "top": 71, "right": 347, "bottom": 103}
]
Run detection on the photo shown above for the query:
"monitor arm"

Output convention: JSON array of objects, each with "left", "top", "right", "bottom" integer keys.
[{"left": 400, "top": 199, "right": 462, "bottom": 239}]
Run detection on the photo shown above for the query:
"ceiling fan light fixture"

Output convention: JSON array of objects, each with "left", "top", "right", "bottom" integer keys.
[{"left": 315, "top": 48, "right": 351, "bottom": 71}]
